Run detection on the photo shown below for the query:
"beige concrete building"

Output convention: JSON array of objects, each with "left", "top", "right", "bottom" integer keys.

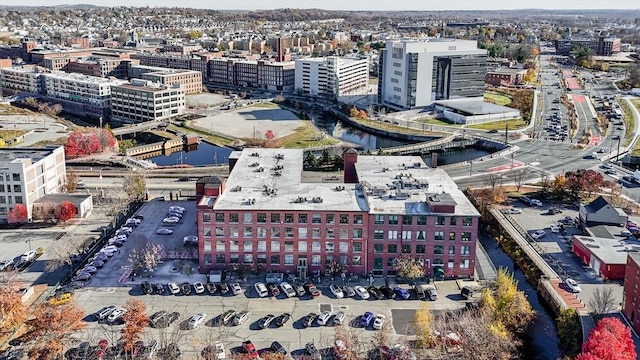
[
  {"left": 111, "top": 79, "right": 186, "bottom": 124},
  {"left": 130, "top": 65, "right": 202, "bottom": 94}
]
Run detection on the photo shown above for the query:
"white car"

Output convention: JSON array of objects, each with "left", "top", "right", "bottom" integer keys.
[
  {"left": 620, "top": 229, "right": 632, "bottom": 237},
  {"left": 118, "top": 226, "right": 134, "bottom": 234},
  {"left": 102, "top": 245, "right": 119, "bottom": 253},
  {"left": 188, "top": 313, "right": 207, "bottom": 329},
  {"left": 550, "top": 224, "right": 560, "bottom": 233},
  {"left": 111, "top": 234, "right": 127, "bottom": 241},
  {"left": 107, "top": 308, "right": 127, "bottom": 323},
  {"left": 317, "top": 311, "right": 332, "bottom": 326},
  {"left": 126, "top": 218, "right": 141, "bottom": 225},
  {"left": 0, "top": 259, "right": 14, "bottom": 271},
  {"left": 213, "top": 341, "right": 225, "bottom": 360},
  {"left": 163, "top": 217, "right": 180, "bottom": 224},
  {"left": 354, "top": 286, "right": 370, "bottom": 300},
  {"left": 230, "top": 283, "right": 243, "bottom": 295},
  {"left": 279, "top": 282, "right": 296, "bottom": 298},
  {"left": 505, "top": 208, "right": 522, "bottom": 214},
  {"left": 79, "top": 266, "right": 97, "bottom": 274},
  {"left": 531, "top": 230, "right": 546, "bottom": 239},
  {"left": 169, "top": 206, "right": 185, "bottom": 212},
  {"left": 330, "top": 284, "right": 344, "bottom": 299},
  {"left": 373, "top": 314, "right": 386, "bottom": 330},
  {"left": 564, "top": 278, "right": 582, "bottom": 293},
  {"left": 168, "top": 282, "right": 180, "bottom": 295},
  {"left": 254, "top": 282, "right": 269, "bottom": 298},
  {"left": 529, "top": 199, "right": 543, "bottom": 207},
  {"left": 193, "top": 282, "right": 205, "bottom": 294},
  {"left": 156, "top": 228, "right": 174, "bottom": 235},
  {"left": 20, "top": 250, "right": 36, "bottom": 263}
]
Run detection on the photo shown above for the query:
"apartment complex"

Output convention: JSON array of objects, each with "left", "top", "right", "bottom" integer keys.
[
  {"left": 294, "top": 56, "right": 369, "bottom": 97},
  {"left": 554, "top": 36, "right": 622, "bottom": 56},
  {"left": 377, "top": 39, "right": 487, "bottom": 110},
  {"left": 0, "top": 65, "right": 44, "bottom": 95},
  {"left": 65, "top": 57, "right": 138, "bottom": 79},
  {"left": 131, "top": 65, "right": 202, "bottom": 94},
  {"left": 485, "top": 68, "right": 528, "bottom": 87},
  {"left": 0, "top": 146, "right": 66, "bottom": 223},
  {"left": 110, "top": 80, "right": 186, "bottom": 124},
  {"left": 195, "top": 148, "right": 479, "bottom": 279},
  {"left": 623, "top": 253, "right": 640, "bottom": 335},
  {"left": 207, "top": 58, "right": 296, "bottom": 91},
  {"left": 130, "top": 52, "right": 210, "bottom": 80}
]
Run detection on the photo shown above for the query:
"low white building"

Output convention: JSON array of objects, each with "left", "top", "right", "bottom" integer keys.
[
  {"left": 295, "top": 56, "right": 369, "bottom": 98},
  {"left": 110, "top": 79, "right": 186, "bottom": 124}
]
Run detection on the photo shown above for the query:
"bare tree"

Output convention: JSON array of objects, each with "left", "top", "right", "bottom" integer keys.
[
  {"left": 102, "top": 192, "right": 128, "bottom": 226},
  {"left": 588, "top": 286, "right": 618, "bottom": 314},
  {"left": 486, "top": 173, "right": 502, "bottom": 190},
  {"left": 44, "top": 236, "right": 90, "bottom": 273},
  {"left": 128, "top": 239, "right": 164, "bottom": 274},
  {"left": 509, "top": 167, "right": 530, "bottom": 192},
  {"left": 122, "top": 173, "right": 147, "bottom": 202}
]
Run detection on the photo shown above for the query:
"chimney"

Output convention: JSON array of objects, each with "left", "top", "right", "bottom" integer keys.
[
  {"left": 343, "top": 148, "right": 358, "bottom": 183},
  {"left": 431, "top": 153, "right": 438, "bottom": 168},
  {"left": 277, "top": 37, "right": 284, "bottom": 62}
]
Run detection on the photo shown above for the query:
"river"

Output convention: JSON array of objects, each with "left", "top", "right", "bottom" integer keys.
[{"left": 480, "top": 235, "right": 562, "bottom": 360}]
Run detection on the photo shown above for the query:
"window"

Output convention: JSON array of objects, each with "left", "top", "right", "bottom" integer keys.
[
  {"left": 271, "top": 241, "right": 280, "bottom": 252},
  {"left": 388, "top": 244, "right": 397, "bottom": 253},
  {"left": 353, "top": 214, "right": 363, "bottom": 224},
  {"left": 204, "top": 254, "right": 212, "bottom": 265},
  {"left": 284, "top": 241, "right": 294, "bottom": 251},
  {"left": 434, "top": 245, "right": 444, "bottom": 255},
  {"left": 462, "top": 232, "right": 471, "bottom": 242},
  {"left": 402, "top": 244, "right": 411, "bottom": 253},
  {"left": 403, "top": 216, "right": 413, "bottom": 225},
  {"left": 417, "top": 216, "right": 427, "bottom": 225},
  {"left": 285, "top": 214, "right": 294, "bottom": 223},
  {"left": 270, "top": 228, "right": 280, "bottom": 238},
  {"left": 229, "top": 227, "right": 239, "bottom": 238},
  {"left": 216, "top": 254, "right": 225, "bottom": 264},
  {"left": 353, "top": 229, "right": 363, "bottom": 239},
  {"left": 449, "top": 245, "right": 456, "bottom": 255},
  {"left": 312, "top": 255, "right": 321, "bottom": 265},
  {"left": 242, "top": 241, "right": 252, "bottom": 252},
  {"left": 298, "top": 214, "right": 307, "bottom": 223},
  {"left": 271, "top": 213, "right": 280, "bottom": 223},
  {"left": 229, "top": 213, "right": 238, "bottom": 223},
  {"left": 416, "top": 245, "right": 426, "bottom": 254},
  {"left": 388, "top": 230, "right": 398, "bottom": 240},
  {"left": 216, "top": 241, "right": 225, "bottom": 251},
  {"left": 339, "top": 214, "right": 349, "bottom": 224},
  {"left": 448, "top": 260, "right": 455, "bottom": 269},
  {"left": 230, "top": 241, "right": 239, "bottom": 251},
  {"left": 460, "top": 259, "right": 470, "bottom": 269},
  {"left": 326, "top": 228, "right": 335, "bottom": 239},
  {"left": 257, "top": 254, "right": 266, "bottom": 264},
  {"left": 309, "top": 228, "right": 319, "bottom": 238},
  {"left": 203, "top": 240, "right": 212, "bottom": 252},
  {"left": 374, "top": 215, "right": 384, "bottom": 224},
  {"left": 374, "top": 230, "right": 384, "bottom": 240},
  {"left": 436, "top": 216, "right": 445, "bottom": 225},
  {"left": 257, "top": 213, "right": 266, "bottom": 223},
  {"left": 450, "top": 217, "right": 457, "bottom": 226},
  {"left": 215, "top": 213, "right": 224, "bottom": 222},
  {"left": 325, "top": 242, "right": 335, "bottom": 252},
  {"left": 352, "top": 242, "right": 362, "bottom": 252},
  {"left": 299, "top": 241, "right": 307, "bottom": 252},
  {"left": 312, "top": 241, "right": 321, "bottom": 252},
  {"left": 257, "top": 241, "right": 266, "bottom": 251},
  {"left": 285, "top": 228, "right": 294, "bottom": 238},
  {"left": 12, "top": 173, "right": 19, "bottom": 181},
  {"left": 463, "top": 217, "right": 473, "bottom": 226},
  {"left": 352, "top": 256, "right": 362, "bottom": 266},
  {"left": 203, "top": 212, "right": 211, "bottom": 223},
  {"left": 461, "top": 245, "right": 471, "bottom": 255},
  {"left": 374, "top": 244, "right": 383, "bottom": 253},
  {"left": 417, "top": 231, "right": 426, "bottom": 240},
  {"left": 312, "top": 214, "right": 322, "bottom": 224},
  {"left": 339, "top": 255, "right": 348, "bottom": 265},
  {"left": 284, "top": 255, "right": 294, "bottom": 265},
  {"left": 256, "top": 227, "right": 266, "bottom": 238},
  {"left": 298, "top": 228, "right": 308, "bottom": 239},
  {"left": 388, "top": 215, "right": 398, "bottom": 225},
  {"left": 270, "top": 255, "right": 280, "bottom": 265},
  {"left": 243, "top": 227, "right": 253, "bottom": 237},
  {"left": 388, "top": 257, "right": 396, "bottom": 267},
  {"left": 339, "top": 242, "right": 349, "bottom": 253},
  {"left": 243, "top": 213, "right": 252, "bottom": 224},
  {"left": 434, "top": 231, "right": 444, "bottom": 241},
  {"left": 200, "top": 226, "right": 210, "bottom": 237},
  {"left": 402, "top": 231, "right": 412, "bottom": 240},
  {"left": 339, "top": 229, "right": 349, "bottom": 239},
  {"left": 326, "top": 214, "right": 335, "bottom": 224},
  {"left": 374, "top": 257, "right": 383, "bottom": 269},
  {"left": 243, "top": 254, "right": 253, "bottom": 264},
  {"left": 449, "top": 232, "right": 456, "bottom": 241}
]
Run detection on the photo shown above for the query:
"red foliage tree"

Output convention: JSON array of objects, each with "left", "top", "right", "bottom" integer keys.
[
  {"left": 565, "top": 169, "right": 612, "bottom": 198},
  {"left": 265, "top": 130, "right": 275, "bottom": 140},
  {"left": 56, "top": 201, "right": 76, "bottom": 222},
  {"left": 7, "top": 204, "right": 28, "bottom": 223},
  {"left": 577, "top": 317, "right": 636, "bottom": 360},
  {"left": 64, "top": 131, "right": 102, "bottom": 159}
]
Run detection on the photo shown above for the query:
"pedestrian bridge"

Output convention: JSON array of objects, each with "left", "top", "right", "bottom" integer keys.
[{"left": 377, "top": 134, "right": 477, "bottom": 155}]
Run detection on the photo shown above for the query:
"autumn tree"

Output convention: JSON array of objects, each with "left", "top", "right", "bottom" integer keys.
[
  {"left": 122, "top": 172, "right": 147, "bottom": 201},
  {"left": 326, "top": 260, "right": 346, "bottom": 277},
  {"left": 97, "top": 126, "right": 116, "bottom": 152},
  {"left": 349, "top": 106, "right": 360, "bottom": 118},
  {"left": 57, "top": 201, "right": 76, "bottom": 222},
  {"left": 393, "top": 255, "right": 425, "bottom": 281},
  {"left": 577, "top": 317, "right": 636, "bottom": 360},
  {"left": 565, "top": 169, "right": 612, "bottom": 199},
  {"left": 121, "top": 299, "right": 149, "bottom": 352},
  {"left": 24, "top": 302, "right": 87, "bottom": 360},
  {"left": 414, "top": 302, "right": 434, "bottom": 348},
  {"left": 7, "top": 203, "right": 28, "bottom": 223},
  {"left": 479, "top": 267, "right": 534, "bottom": 335},
  {"left": 62, "top": 168, "right": 79, "bottom": 193},
  {"left": 64, "top": 131, "right": 102, "bottom": 158},
  {"left": 553, "top": 173, "right": 567, "bottom": 199},
  {"left": 556, "top": 308, "right": 582, "bottom": 357},
  {"left": 0, "top": 281, "right": 28, "bottom": 338}
]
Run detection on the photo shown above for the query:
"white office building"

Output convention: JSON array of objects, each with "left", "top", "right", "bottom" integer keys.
[
  {"left": 377, "top": 39, "right": 487, "bottom": 110},
  {"left": 0, "top": 65, "right": 44, "bottom": 95},
  {"left": 110, "top": 79, "right": 186, "bottom": 124},
  {"left": 295, "top": 56, "right": 369, "bottom": 98}
]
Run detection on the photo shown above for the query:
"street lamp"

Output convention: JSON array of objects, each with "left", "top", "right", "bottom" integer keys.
[{"left": 25, "top": 239, "right": 32, "bottom": 251}]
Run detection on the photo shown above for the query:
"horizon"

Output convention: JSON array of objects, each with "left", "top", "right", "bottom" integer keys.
[{"left": 0, "top": 0, "right": 637, "bottom": 11}]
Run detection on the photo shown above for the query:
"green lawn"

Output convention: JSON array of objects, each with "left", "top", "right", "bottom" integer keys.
[
  {"left": 415, "top": 118, "right": 461, "bottom": 127},
  {"left": 484, "top": 92, "right": 513, "bottom": 106},
  {"left": 271, "top": 121, "right": 340, "bottom": 148},
  {"left": 168, "top": 124, "right": 235, "bottom": 147},
  {"left": 467, "top": 119, "right": 528, "bottom": 131},
  {"left": 0, "top": 104, "right": 31, "bottom": 115}
]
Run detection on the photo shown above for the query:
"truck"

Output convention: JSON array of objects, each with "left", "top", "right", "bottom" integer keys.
[{"left": 242, "top": 341, "right": 258, "bottom": 359}]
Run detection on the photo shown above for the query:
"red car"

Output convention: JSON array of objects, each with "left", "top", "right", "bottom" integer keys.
[
  {"left": 242, "top": 340, "right": 258, "bottom": 359},
  {"left": 304, "top": 283, "right": 321, "bottom": 298}
]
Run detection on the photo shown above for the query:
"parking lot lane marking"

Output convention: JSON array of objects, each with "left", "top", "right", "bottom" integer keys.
[{"left": 118, "top": 267, "right": 132, "bottom": 284}]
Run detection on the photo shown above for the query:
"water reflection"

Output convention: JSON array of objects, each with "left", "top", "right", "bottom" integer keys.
[{"left": 145, "top": 142, "right": 233, "bottom": 167}]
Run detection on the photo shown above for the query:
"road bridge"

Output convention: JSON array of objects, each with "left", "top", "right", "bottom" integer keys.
[{"left": 111, "top": 120, "right": 169, "bottom": 137}]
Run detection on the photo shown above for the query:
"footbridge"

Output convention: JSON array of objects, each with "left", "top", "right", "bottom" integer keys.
[
  {"left": 378, "top": 134, "right": 476, "bottom": 155},
  {"left": 112, "top": 120, "right": 169, "bottom": 137}
]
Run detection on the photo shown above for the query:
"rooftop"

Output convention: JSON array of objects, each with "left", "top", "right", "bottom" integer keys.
[
  {"left": 573, "top": 235, "right": 640, "bottom": 265},
  {"left": 354, "top": 156, "right": 479, "bottom": 216},
  {"left": 44, "top": 71, "right": 126, "bottom": 84},
  {"left": 212, "top": 148, "right": 367, "bottom": 212},
  {"left": 113, "top": 81, "right": 182, "bottom": 92},
  {"left": 435, "top": 100, "right": 519, "bottom": 116},
  {"left": 0, "top": 147, "right": 61, "bottom": 169},
  {"left": 488, "top": 67, "right": 527, "bottom": 74}
]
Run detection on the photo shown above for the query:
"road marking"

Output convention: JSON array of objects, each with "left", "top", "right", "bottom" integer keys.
[
  {"left": 590, "top": 135, "right": 601, "bottom": 146},
  {"left": 529, "top": 162, "right": 540, "bottom": 166},
  {"left": 489, "top": 162, "right": 524, "bottom": 172}
]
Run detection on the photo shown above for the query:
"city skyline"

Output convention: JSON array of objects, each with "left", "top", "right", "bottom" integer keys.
[{"left": 0, "top": 0, "right": 636, "bottom": 10}]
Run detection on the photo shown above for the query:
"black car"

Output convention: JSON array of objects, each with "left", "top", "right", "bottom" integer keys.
[
  {"left": 215, "top": 310, "right": 236, "bottom": 326},
  {"left": 271, "top": 341, "right": 287, "bottom": 355},
  {"left": 343, "top": 286, "right": 356, "bottom": 298},
  {"left": 302, "top": 313, "right": 317, "bottom": 328},
  {"left": 367, "top": 286, "right": 384, "bottom": 300},
  {"left": 180, "top": 283, "right": 192, "bottom": 295},
  {"left": 133, "top": 215, "right": 144, "bottom": 221},
  {"left": 548, "top": 207, "right": 563, "bottom": 215},
  {"left": 275, "top": 313, "right": 291, "bottom": 327},
  {"left": 205, "top": 283, "right": 217, "bottom": 295},
  {"left": 379, "top": 286, "right": 395, "bottom": 299},
  {"left": 149, "top": 311, "right": 167, "bottom": 328},
  {"left": 487, "top": 129, "right": 498, "bottom": 134},
  {"left": 294, "top": 284, "right": 306, "bottom": 297},
  {"left": 218, "top": 283, "right": 229, "bottom": 294},
  {"left": 164, "top": 312, "right": 180, "bottom": 327},
  {"left": 141, "top": 281, "right": 153, "bottom": 295},
  {"left": 153, "top": 283, "right": 165, "bottom": 295},
  {"left": 267, "top": 283, "right": 280, "bottom": 297},
  {"left": 258, "top": 314, "right": 275, "bottom": 329}
]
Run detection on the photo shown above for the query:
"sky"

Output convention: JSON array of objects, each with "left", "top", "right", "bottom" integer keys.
[{"left": 0, "top": 0, "right": 637, "bottom": 10}]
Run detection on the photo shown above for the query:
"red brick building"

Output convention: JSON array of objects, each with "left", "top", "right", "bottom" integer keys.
[
  {"left": 572, "top": 235, "right": 628, "bottom": 280},
  {"left": 485, "top": 68, "right": 527, "bottom": 87},
  {"left": 623, "top": 253, "right": 640, "bottom": 335}
]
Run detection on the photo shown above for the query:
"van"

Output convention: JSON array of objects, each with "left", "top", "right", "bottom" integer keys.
[
  {"left": 414, "top": 284, "right": 426, "bottom": 300},
  {"left": 333, "top": 311, "right": 346, "bottom": 325}
]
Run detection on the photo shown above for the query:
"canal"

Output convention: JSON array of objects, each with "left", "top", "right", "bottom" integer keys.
[{"left": 480, "top": 235, "right": 562, "bottom": 360}]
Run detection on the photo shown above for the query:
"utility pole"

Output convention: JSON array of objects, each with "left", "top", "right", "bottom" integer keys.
[{"left": 504, "top": 123, "right": 509, "bottom": 144}]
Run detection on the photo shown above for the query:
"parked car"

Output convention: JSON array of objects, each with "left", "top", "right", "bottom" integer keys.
[
  {"left": 254, "top": 282, "right": 269, "bottom": 297},
  {"left": 107, "top": 308, "right": 127, "bottom": 324},
  {"left": 305, "top": 342, "right": 322, "bottom": 360},
  {"left": 267, "top": 283, "right": 280, "bottom": 297},
  {"left": 330, "top": 284, "right": 344, "bottom": 298},
  {"left": 153, "top": 283, "right": 165, "bottom": 295},
  {"left": 367, "top": 286, "right": 384, "bottom": 300},
  {"left": 373, "top": 314, "right": 386, "bottom": 330},
  {"left": 360, "top": 311, "right": 374, "bottom": 327},
  {"left": 218, "top": 282, "right": 230, "bottom": 294},
  {"left": 258, "top": 314, "right": 275, "bottom": 329},
  {"left": 95, "top": 305, "right": 116, "bottom": 321},
  {"left": 529, "top": 199, "right": 543, "bottom": 207},
  {"left": 564, "top": 278, "right": 582, "bottom": 293},
  {"left": 505, "top": 207, "right": 522, "bottom": 214},
  {"left": 215, "top": 310, "right": 236, "bottom": 326},
  {"left": 275, "top": 313, "right": 291, "bottom": 327},
  {"left": 149, "top": 311, "right": 167, "bottom": 327},
  {"left": 333, "top": 311, "right": 347, "bottom": 325},
  {"left": 118, "top": 226, "right": 134, "bottom": 234},
  {"left": 354, "top": 286, "right": 370, "bottom": 300},
  {"left": 164, "top": 312, "right": 180, "bottom": 326},
  {"left": 394, "top": 287, "right": 411, "bottom": 300},
  {"left": 71, "top": 272, "right": 91, "bottom": 282},
  {"left": 168, "top": 282, "right": 180, "bottom": 295},
  {"left": 379, "top": 286, "right": 395, "bottom": 299},
  {"left": 317, "top": 311, "right": 332, "bottom": 326},
  {"left": 48, "top": 292, "right": 72, "bottom": 306},
  {"left": 233, "top": 311, "right": 251, "bottom": 325},
  {"left": 230, "top": 283, "right": 243, "bottom": 295},
  {"left": 193, "top": 282, "right": 205, "bottom": 294},
  {"left": 343, "top": 286, "right": 356, "bottom": 298},
  {"left": 141, "top": 281, "right": 153, "bottom": 295},
  {"left": 550, "top": 224, "right": 561, "bottom": 233},
  {"left": 1, "top": 259, "right": 15, "bottom": 271},
  {"left": 302, "top": 313, "right": 318, "bottom": 328},
  {"left": 188, "top": 313, "right": 207, "bottom": 329},
  {"left": 531, "top": 230, "right": 546, "bottom": 239},
  {"left": 156, "top": 228, "right": 174, "bottom": 235},
  {"left": 242, "top": 341, "right": 258, "bottom": 359},
  {"left": 169, "top": 206, "right": 186, "bottom": 213},
  {"left": 548, "top": 207, "right": 563, "bottom": 215},
  {"left": 20, "top": 250, "right": 36, "bottom": 263},
  {"left": 270, "top": 341, "right": 287, "bottom": 355},
  {"left": 180, "top": 283, "right": 192, "bottom": 295},
  {"left": 79, "top": 265, "right": 97, "bottom": 274},
  {"left": 162, "top": 217, "right": 180, "bottom": 224},
  {"left": 205, "top": 283, "right": 217, "bottom": 295},
  {"left": 276, "top": 282, "right": 294, "bottom": 297},
  {"left": 294, "top": 284, "right": 306, "bottom": 297},
  {"left": 304, "top": 283, "right": 321, "bottom": 298},
  {"left": 427, "top": 288, "right": 438, "bottom": 301}
]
